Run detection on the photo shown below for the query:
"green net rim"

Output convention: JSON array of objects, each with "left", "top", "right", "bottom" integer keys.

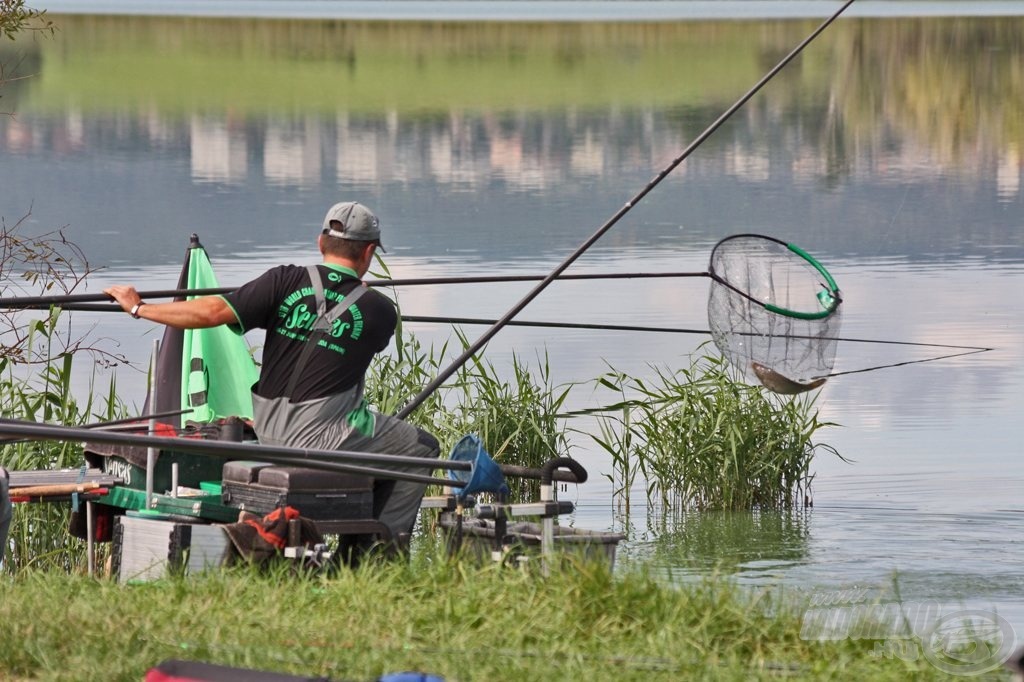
[
  {"left": 710, "top": 234, "right": 842, "bottom": 321},
  {"left": 765, "top": 242, "right": 841, "bottom": 320}
]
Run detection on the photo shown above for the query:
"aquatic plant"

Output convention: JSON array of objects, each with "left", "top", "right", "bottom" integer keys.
[
  {"left": 0, "top": 337, "right": 122, "bottom": 572},
  {"left": 0, "top": 220, "right": 126, "bottom": 572},
  {"left": 365, "top": 329, "right": 573, "bottom": 502},
  {"left": 586, "top": 351, "right": 840, "bottom": 513}
]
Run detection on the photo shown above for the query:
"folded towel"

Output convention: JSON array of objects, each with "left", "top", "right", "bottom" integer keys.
[{"left": 221, "top": 506, "right": 322, "bottom": 564}]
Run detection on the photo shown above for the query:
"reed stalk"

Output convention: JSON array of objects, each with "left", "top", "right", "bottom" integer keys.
[{"left": 365, "top": 330, "right": 573, "bottom": 502}]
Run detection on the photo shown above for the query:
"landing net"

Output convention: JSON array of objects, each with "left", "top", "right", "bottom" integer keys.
[{"left": 707, "top": 234, "right": 842, "bottom": 393}]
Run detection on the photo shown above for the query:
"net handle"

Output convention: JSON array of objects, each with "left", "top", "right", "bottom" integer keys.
[{"left": 709, "top": 233, "right": 842, "bottom": 321}]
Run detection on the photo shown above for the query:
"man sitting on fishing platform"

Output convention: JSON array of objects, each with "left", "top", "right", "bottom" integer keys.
[{"left": 104, "top": 201, "right": 440, "bottom": 550}]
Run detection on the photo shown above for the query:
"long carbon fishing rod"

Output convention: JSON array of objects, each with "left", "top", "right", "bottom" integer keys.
[
  {"left": 400, "top": 316, "right": 994, "bottom": 378},
  {"left": 0, "top": 272, "right": 708, "bottom": 309},
  {"left": 29, "top": 301, "right": 991, "bottom": 356},
  {"left": 399, "top": 315, "right": 992, "bottom": 352},
  {"left": 395, "top": 0, "right": 850, "bottom": 418},
  {"left": 0, "top": 419, "right": 582, "bottom": 484},
  {"left": 0, "top": 408, "right": 192, "bottom": 446},
  {"left": 0, "top": 419, "right": 463, "bottom": 487}
]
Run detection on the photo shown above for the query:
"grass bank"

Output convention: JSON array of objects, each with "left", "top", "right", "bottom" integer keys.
[{"left": 0, "top": 555, "right": 964, "bottom": 681}]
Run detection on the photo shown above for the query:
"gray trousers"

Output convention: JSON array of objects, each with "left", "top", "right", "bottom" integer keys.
[
  {"left": 338, "top": 412, "right": 440, "bottom": 538},
  {"left": 0, "top": 469, "right": 11, "bottom": 564},
  {"left": 252, "top": 392, "right": 440, "bottom": 539}
]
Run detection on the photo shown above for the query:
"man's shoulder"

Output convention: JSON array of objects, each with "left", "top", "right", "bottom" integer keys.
[
  {"left": 362, "top": 287, "right": 398, "bottom": 324},
  {"left": 247, "top": 263, "right": 312, "bottom": 286},
  {"left": 362, "top": 285, "right": 395, "bottom": 304}
]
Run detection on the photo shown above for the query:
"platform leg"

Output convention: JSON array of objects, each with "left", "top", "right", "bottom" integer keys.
[{"left": 86, "top": 501, "right": 95, "bottom": 577}]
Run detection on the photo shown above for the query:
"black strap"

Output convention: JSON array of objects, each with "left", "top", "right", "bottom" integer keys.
[{"left": 284, "top": 265, "right": 368, "bottom": 399}]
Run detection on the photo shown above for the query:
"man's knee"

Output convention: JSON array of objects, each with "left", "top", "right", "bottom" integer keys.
[{"left": 416, "top": 428, "right": 440, "bottom": 458}]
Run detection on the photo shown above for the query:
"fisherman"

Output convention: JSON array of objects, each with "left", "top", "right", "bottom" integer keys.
[{"left": 104, "top": 202, "right": 440, "bottom": 548}]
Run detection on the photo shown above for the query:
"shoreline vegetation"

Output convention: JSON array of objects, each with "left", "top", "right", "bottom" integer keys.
[
  {"left": 0, "top": 230, "right": 883, "bottom": 680},
  {"left": 0, "top": 555, "right": 979, "bottom": 681}
]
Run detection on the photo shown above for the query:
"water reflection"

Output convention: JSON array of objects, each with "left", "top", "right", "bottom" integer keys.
[
  {"left": 2, "top": 16, "right": 1022, "bottom": 270},
  {"left": 626, "top": 510, "right": 812, "bottom": 581}
]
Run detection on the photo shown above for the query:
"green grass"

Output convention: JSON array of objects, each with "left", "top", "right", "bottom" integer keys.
[{"left": 0, "top": 553, "right": 977, "bottom": 681}]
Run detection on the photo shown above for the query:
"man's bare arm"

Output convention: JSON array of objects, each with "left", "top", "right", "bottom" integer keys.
[{"left": 104, "top": 285, "right": 238, "bottom": 329}]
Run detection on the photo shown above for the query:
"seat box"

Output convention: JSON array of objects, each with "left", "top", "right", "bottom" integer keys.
[
  {"left": 221, "top": 464, "right": 373, "bottom": 520},
  {"left": 85, "top": 420, "right": 257, "bottom": 494}
]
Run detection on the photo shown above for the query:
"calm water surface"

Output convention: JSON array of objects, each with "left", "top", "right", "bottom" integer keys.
[{"left": 1, "top": 6, "right": 1022, "bottom": 643}]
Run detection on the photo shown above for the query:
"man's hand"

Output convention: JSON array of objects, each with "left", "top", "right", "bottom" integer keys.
[{"left": 104, "top": 285, "right": 143, "bottom": 314}]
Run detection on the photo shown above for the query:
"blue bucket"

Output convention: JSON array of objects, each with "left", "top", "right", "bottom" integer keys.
[{"left": 448, "top": 434, "right": 509, "bottom": 498}]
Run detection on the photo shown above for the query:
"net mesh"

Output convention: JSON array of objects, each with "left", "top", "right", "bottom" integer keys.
[{"left": 707, "top": 235, "right": 842, "bottom": 391}]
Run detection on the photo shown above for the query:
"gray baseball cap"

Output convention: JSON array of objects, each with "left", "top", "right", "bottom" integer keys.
[{"left": 321, "top": 201, "right": 385, "bottom": 251}]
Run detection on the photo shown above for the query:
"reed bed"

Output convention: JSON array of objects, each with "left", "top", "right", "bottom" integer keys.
[
  {"left": 0, "top": 553, "right": 967, "bottom": 682},
  {"left": 0, "top": 338, "right": 123, "bottom": 572},
  {"left": 366, "top": 331, "right": 572, "bottom": 501},
  {"left": 586, "top": 352, "right": 840, "bottom": 513}
]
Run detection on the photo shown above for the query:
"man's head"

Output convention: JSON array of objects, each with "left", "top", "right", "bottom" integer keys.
[{"left": 319, "top": 201, "right": 385, "bottom": 261}]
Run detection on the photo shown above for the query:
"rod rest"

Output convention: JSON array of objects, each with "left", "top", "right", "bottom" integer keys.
[
  {"left": 540, "top": 457, "right": 587, "bottom": 486},
  {"left": 475, "top": 500, "right": 575, "bottom": 520}
]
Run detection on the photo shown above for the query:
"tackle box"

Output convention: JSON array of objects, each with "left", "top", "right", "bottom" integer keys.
[
  {"left": 84, "top": 419, "right": 255, "bottom": 494},
  {"left": 220, "top": 462, "right": 374, "bottom": 520},
  {"left": 112, "top": 514, "right": 232, "bottom": 583}
]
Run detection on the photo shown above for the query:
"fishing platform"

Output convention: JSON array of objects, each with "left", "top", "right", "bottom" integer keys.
[
  {"left": 5, "top": 419, "right": 622, "bottom": 582},
  {"left": 1, "top": 232, "right": 627, "bottom": 580}
]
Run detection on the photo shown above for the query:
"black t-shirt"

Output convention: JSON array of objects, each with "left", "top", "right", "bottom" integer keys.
[{"left": 221, "top": 263, "right": 397, "bottom": 402}]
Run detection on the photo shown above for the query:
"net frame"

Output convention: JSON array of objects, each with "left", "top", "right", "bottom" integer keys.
[{"left": 706, "top": 234, "right": 842, "bottom": 392}]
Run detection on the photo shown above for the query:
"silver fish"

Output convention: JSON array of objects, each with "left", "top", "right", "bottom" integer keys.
[{"left": 751, "top": 362, "right": 827, "bottom": 395}]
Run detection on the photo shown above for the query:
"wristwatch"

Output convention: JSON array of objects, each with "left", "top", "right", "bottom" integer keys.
[{"left": 129, "top": 302, "right": 146, "bottom": 319}]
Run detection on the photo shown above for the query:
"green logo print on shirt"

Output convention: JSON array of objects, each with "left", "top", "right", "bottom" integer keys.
[{"left": 275, "top": 287, "right": 363, "bottom": 352}]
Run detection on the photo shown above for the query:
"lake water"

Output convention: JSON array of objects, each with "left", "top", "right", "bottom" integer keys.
[{"left": 1, "top": 3, "right": 1023, "bottom": 657}]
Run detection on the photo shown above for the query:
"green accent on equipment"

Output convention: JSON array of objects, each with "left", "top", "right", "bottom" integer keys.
[{"left": 180, "top": 238, "right": 259, "bottom": 427}]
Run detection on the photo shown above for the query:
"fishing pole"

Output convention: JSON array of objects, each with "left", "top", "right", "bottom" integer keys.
[
  {"left": 38, "top": 303, "right": 991, "bottom": 355},
  {"left": 0, "top": 271, "right": 710, "bottom": 309},
  {"left": 399, "top": 315, "right": 992, "bottom": 352},
  {"left": 0, "top": 419, "right": 583, "bottom": 484},
  {"left": 394, "top": 0, "right": 857, "bottom": 418},
  {"left": 0, "top": 408, "right": 193, "bottom": 445},
  {"left": 402, "top": 315, "right": 990, "bottom": 383},
  {"left": 0, "top": 419, "right": 454, "bottom": 487}
]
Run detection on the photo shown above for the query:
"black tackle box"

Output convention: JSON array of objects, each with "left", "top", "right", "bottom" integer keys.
[{"left": 220, "top": 461, "right": 373, "bottom": 520}]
